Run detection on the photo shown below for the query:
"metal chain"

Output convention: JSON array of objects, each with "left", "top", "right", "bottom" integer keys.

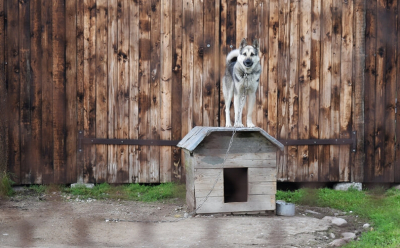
[{"left": 194, "top": 73, "right": 248, "bottom": 213}]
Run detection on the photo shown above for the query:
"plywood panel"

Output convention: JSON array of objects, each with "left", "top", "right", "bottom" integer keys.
[{"left": 196, "top": 195, "right": 275, "bottom": 214}]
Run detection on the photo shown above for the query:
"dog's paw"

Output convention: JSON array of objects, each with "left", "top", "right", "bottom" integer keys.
[
  {"left": 247, "top": 122, "right": 256, "bottom": 128},
  {"left": 234, "top": 122, "right": 245, "bottom": 128},
  {"left": 225, "top": 123, "right": 232, "bottom": 127}
]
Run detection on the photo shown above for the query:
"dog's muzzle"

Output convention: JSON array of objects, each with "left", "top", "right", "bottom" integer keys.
[{"left": 244, "top": 59, "right": 253, "bottom": 67}]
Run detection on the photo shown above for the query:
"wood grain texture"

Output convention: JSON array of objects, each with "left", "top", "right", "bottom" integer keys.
[
  {"left": 66, "top": 0, "right": 77, "bottom": 183},
  {"left": 352, "top": 0, "right": 365, "bottom": 182},
  {"left": 309, "top": 0, "right": 321, "bottom": 182},
  {"left": 192, "top": 0, "right": 203, "bottom": 127},
  {"left": 298, "top": 0, "right": 311, "bottom": 181},
  {"left": 129, "top": 0, "right": 140, "bottom": 183},
  {"left": 150, "top": 0, "right": 161, "bottom": 183},
  {"left": 287, "top": 0, "right": 298, "bottom": 182},
  {"left": 160, "top": 0, "right": 172, "bottom": 182},
  {"left": 0, "top": 0, "right": 5, "bottom": 181},
  {"left": 329, "top": 0, "right": 341, "bottom": 182},
  {"left": 364, "top": 0, "right": 376, "bottom": 182},
  {"left": 171, "top": 0, "right": 183, "bottom": 182},
  {"left": 40, "top": 0, "right": 53, "bottom": 183},
  {"left": 318, "top": 0, "right": 332, "bottom": 182},
  {"left": 107, "top": 0, "right": 118, "bottom": 183},
  {"left": 138, "top": 0, "right": 151, "bottom": 182},
  {"left": 19, "top": 0, "right": 32, "bottom": 184},
  {"left": 396, "top": 0, "right": 400, "bottom": 183},
  {"left": 95, "top": 0, "right": 108, "bottom": 183},
  {"left": 339, "top": 0, "right": 353, "bottom": 182}
]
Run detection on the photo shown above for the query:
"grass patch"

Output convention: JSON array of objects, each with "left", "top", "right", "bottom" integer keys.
[
  {"left": 0, "top": 172, "right": 14, "bottom": 197},
  {"left": 62, "top": 182, "right": 186, "bottom": 202},
  {"left": 276, "top": 187, "right": 400, "bottom": 247}
]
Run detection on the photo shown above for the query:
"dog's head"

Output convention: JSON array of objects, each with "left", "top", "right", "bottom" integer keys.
[{"left": 238, "top": 38, "right": 260, "bottom": 69}]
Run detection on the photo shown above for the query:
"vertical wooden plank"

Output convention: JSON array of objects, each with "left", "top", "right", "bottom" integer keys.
[
  {"left": 181, "top": 0, "right": 193, "bottom": 182},
  {"left": 7, "top": 0, "right": 20, "bottom": 184},
  {"left": 66, "top": 0, "right": 78, "bottom": 184},
  {"left": 95, "top": 0, "right": 108, "bottom": 183},
  {"left": 83, "top": 0, "right": 96, "bottom": 183},
  {"left": 150, "top": 0, "right": 161, "bottom": 183},
  {"left": 138, "top": 0, "right": 151, "bottom": 182},
  {"left": 0, "top": 0, "right": 5, "bottom": 179},
  {"left": 364, "top": 0, "right": 376, "bottom": 182},
  {"left": 192, "top": 0, "right": 203, "bottom": 127},
  {"left": 339, "top": 0, "right": 353, "bottom": 182},
  {"left": 318, "top": 0, "right": 332, "bottom": 182},
  {"left": 221, "top": 0, "right": 236, "bottom": 127},
  {"left": 396, "top": 0, "right": 400, "bottom": 183},
  {"left": 116, "top": 0, "right": 130, "bottom": 183},
  {"left": 129, "top": 0, "right": 140, "bottom": 183},
  {"left": 219, "top": 0, "right": 227, "bottom": 128},
  {"left": 171, "top": 0, "right": 183, "bottom": 182},
  {"left": 258, "top": 0, "right": 268, "bottom": 130},
  {"left": 298, "top": 0, "right": 311, "bottom": 182},
  {"left": 213, "top": 0, "right": 220, "bottom": 128},
  {"left": 53, "top": 0, "right": 66, "bottom": 184},
  {"left": 309, "top": 0, "right": 321, "bottom": 182},
  {"left": 374, "top": 0, "right": 386, "bottom": 181},
  {"left": 267, "top": 0, "right": 278, "bottom": 138},
  {"left": 382, "top": 0, "right": 396, "bottom": 182},
  {"left": 107, "top": 0, "right": 118, "bottom": 183},
  {"left": 41, "top": 0, "right": 53, "bottom": 183},
  {"left": 76, "top": 0, "right": 85, "bottom": 183},
  {"left": 352, "top": 0, "right": 365, "bottom": 182},
  {"left": 160, "top": 0, "right": 172, "bottom": 182},
  {"left": 236, "top": 0, "right": 247, "bottom": 125},
  {"left": 202, "top": 0, "right": 215, "bottom": 126},
  {"left": 329, "top": 0, "right": 341, "bottom": 182},
  {"left": 19, "top": 0, "right": 31, "bottom": 184},
  {"left": 287, "top": 0, "right": 298, "bottom": 182}
]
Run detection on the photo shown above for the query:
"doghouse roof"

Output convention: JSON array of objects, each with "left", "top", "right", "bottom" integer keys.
[{"left": 177, "top": 126, "right": 284, "bottom": 152}]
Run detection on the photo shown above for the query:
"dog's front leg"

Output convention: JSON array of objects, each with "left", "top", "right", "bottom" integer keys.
[
  {"left": 233, "top": 93, "right": 245, "bottom": 127},
  {"left": 246, "top": 92, "right": 256, "bottom": 128}
]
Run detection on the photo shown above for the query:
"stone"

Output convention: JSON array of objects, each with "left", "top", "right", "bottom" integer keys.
[
  {"left": 305, "top": 210, "right": 320, "bottom": 215},
  {"left": 332, "top": 217, "right": 347, "bottom": 226},
  {"left": 363, "top": 223, "right": 370, "bottom": 229},
  {"left": 329, "top": 239, "right": 347, "bottom": 247},
  {"left": 393, "top": 185, "right": 400, "bottom": 190},
  {"left": 330, "top": 233, "right": 336, "bottom": 239},
  {"left": 333, "top": 182, "right": 362, "bottom": 191},
  {"left": 341, "top": 232, "right": 356, "bottom": 241},
  {"left": 71, "top": 183, "right": 94, "bottom": 189}
]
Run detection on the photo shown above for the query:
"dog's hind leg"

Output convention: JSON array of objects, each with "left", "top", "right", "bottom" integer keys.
[
  {"left": 246, "top": 92, "right": 256, "bottom": 128},
  {"left": 222, "top": 77, "right": 233, "bottom": 127}
]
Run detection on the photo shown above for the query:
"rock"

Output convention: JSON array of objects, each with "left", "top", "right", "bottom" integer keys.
[
  {"left": 341, "top": 232, "right": 356, "bottom": 241},
  {"left": 71, "top": 183, "right": 95, "bottom": 189},
  {"left": 330, "top": 233, "right": 336, "bottom": 239},
  {"left": 174, "top": 214, "right": 182, "bottom": 218},
  {"left": 333, "top": 182, "right": 362, "bottom": 191},
  {"left": 184, "top": 213, "right": 188, "bottom": 218},
  {"left": 393, "top": 185, "right": 400, "bottom": 190},
  {"left": 329, "top": 239, "right": 347, "bottom": 247},
  {"left": 332, "top": 218, "right": 347, "bottom": 226},
  {"left": 363, "top": 223, "right": 370, "bottom": 229}
]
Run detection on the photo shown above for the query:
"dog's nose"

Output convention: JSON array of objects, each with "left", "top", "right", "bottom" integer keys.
[{"left": 244, "top": 59, "right": 253, "bottom": 67}]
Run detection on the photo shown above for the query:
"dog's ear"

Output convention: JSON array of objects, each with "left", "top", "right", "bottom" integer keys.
[
  {"left": 239, "top": 38, "right": 247, "bottom": 52},
  {"left": 252, "top": 39, "right": 259, "bottom": 51}
]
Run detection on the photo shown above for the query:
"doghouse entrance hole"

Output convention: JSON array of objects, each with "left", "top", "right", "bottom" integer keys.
[{"left": 223, "top": 168, "right": 248, "bottom": 203}]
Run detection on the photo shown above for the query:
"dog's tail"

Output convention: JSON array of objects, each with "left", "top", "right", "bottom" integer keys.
[{"left": 226, "top": 49, "right": 239, "bottom": 65}]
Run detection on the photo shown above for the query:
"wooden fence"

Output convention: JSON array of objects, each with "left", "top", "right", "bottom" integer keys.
[{"left": 0, "top": 0, "right": 399, "bottom": 184}]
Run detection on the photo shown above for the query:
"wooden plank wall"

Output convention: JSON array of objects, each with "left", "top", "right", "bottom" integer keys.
[{"left": 1, "top": 0, "right": 399, "bottom": 184}]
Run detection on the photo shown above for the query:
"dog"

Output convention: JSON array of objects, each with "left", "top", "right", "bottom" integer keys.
[{"left": 222, "top": 38, "right": 261, "bottom": 128}]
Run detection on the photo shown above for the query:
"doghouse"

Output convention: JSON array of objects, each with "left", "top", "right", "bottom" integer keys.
[{"left": 177, "top": 126, "right": 284, "bottom": 214}]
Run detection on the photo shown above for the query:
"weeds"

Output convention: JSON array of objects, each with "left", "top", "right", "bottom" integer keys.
[
  {"left": 277, "top": 187, "right": 400, "bottom": 247},
  {"left": 0, "top": 171, "right": 14, "bottom": 197},
  {"left": 62, "top": 182, "right": 186, "bottom": 202}
]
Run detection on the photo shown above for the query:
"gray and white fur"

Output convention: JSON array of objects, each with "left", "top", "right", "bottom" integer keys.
[{"left": 222, "top": 38, "right": 261, "bottom": 128}]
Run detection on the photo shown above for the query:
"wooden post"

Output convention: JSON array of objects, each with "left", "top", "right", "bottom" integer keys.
[{"left": 352, "top": 0, "right": 365, "bottom": 182}]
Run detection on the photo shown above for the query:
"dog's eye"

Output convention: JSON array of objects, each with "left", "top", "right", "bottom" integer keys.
[{"left": 250, "top": 52, "right": 255, "bottom": 56}]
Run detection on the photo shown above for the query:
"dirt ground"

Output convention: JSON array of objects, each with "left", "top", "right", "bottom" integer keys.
[{"left": 0, "top": 189, "right": 367, "bottom": 248}]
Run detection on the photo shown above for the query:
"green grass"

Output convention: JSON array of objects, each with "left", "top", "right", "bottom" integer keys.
[
  {"left": 276, "top": 187, "right": 400, "bottom": 247},
  {"left": 0, "top": 171, "right": 14, "bottom": 197},
  {"left": 62, "top": 182, "right": 186, "bottom": 202}
]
